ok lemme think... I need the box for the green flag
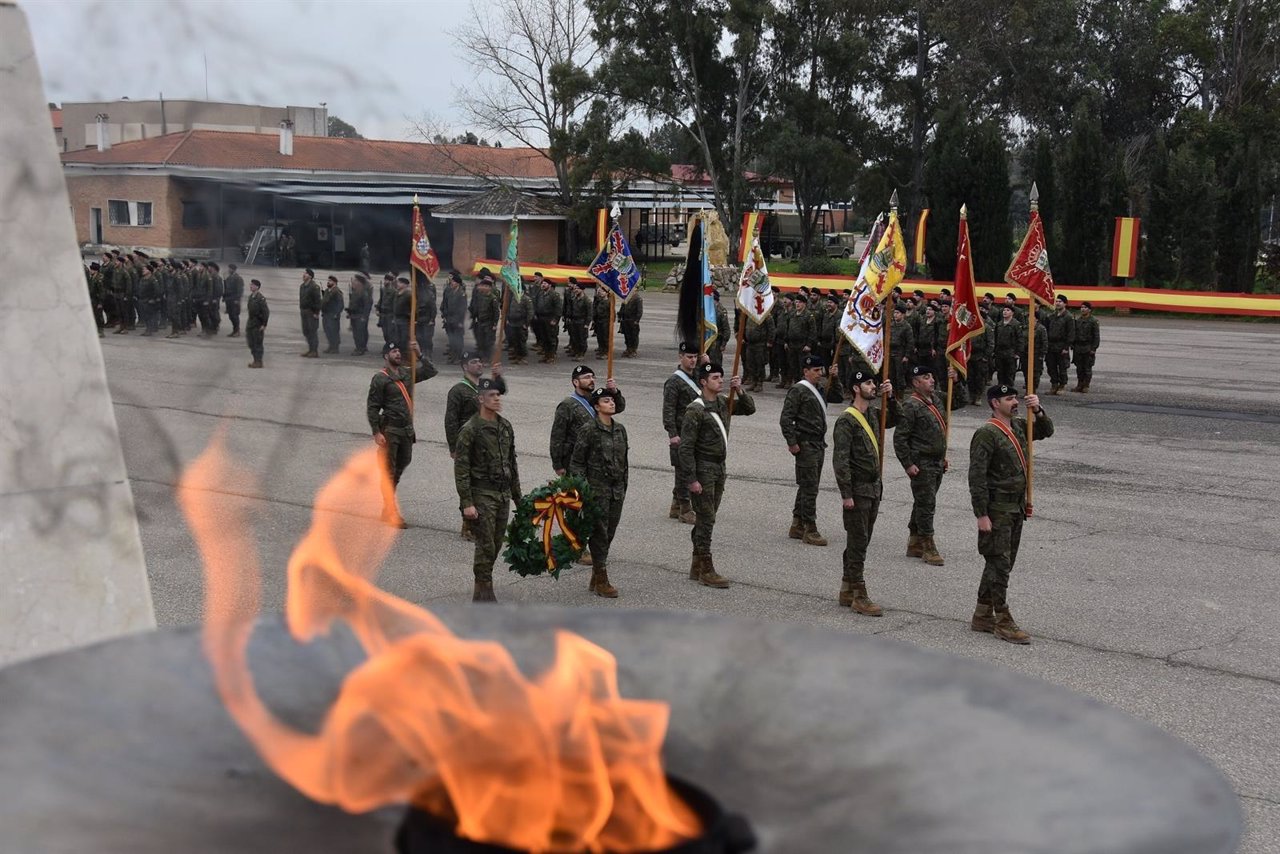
[501,218,522,299]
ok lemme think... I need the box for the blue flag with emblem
[587,222,641,302]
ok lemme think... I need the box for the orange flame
[178,439,699,851]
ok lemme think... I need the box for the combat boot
[472,580,497,603]
[698,554,731,588]
[679,501,696,525]
[1070,382,1083,393]
[993,606,1031,644]
[775,377,788,389]
[589,566,619,598]
[689,554,703,580]
[802,523,828,547]
[838,581,854,607]
[669,499,681,520]
[906,534,924,558]
[1080,383,1090,393]
[849,583,883,617]
[970,600,995,633]
[920,536,945,566]
[578,551,594,567]
[788,516,805,540]
[1049,384,1061,395]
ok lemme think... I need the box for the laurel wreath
[503,475,602,578]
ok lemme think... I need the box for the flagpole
[825,334,844,400]
[726,311,747,421]
[607,292,616,380]
[1025,184,1039,516]
[877,190,899,470]
[604,203,619,381]
[409,197,419,389]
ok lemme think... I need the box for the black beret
[698,362,724,379]
[1005,292,1018,300]
[591,386,620,403]
[533,271,544,277]
[909,365,932,379]
[478,267,493,277]
[940,288,951,295]
[460,350,482,362]
[1056,294,1069,305]
[571,364,594,380]
[250,279,261,287]
[305,268,315,276]
[912,289,924,297]
[397,275,410,284]
[850,369,878,385]
[382,341,400,355]
[89,262,100,270]
[327,275,338,283]
[892,302,906,313]
[987,383,1018,400]
[793,293,807,302]
[568,276,579,284]
[984,292,995,299]
[1081,301,1093,309]
[477,377,503,393]
[678,342,699,355]
[228,263,237,271]
[802,354,825,369]
[449,270,463,283]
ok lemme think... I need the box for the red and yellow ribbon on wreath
[531,489,584,570]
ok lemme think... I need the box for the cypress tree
[967,122,1012,283]
[923,102,970,282]
[1060,100,1109,285]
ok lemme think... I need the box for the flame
[178,439,699,851]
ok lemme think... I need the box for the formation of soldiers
[85,251,246,341]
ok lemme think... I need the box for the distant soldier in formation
[569,385,629,598]
[1071,301,1100,393]
[392,275,413,354]
[440,271,468,362]
[889,302,914,394]
[1020,309,1048,393]
[619,288,643,357]
[321,275,345,354]
[453,377,521,602]
[208,262,224,332]
[591,281,611,357]
[506,282,533,364]
[86,262,105,337]
[895,364,951,567]
[136,263,160,336]
[968,310,995,404]
[564,277,590,358]
[245,278,268,368]
[367,340,438,528]
[471,276,500,362]
[993,305,1019,386]
[741,310,773,392]
[969,384,1053,643]
[1045,294,1075,394]
[416,274,438,360]
[780,354,836,547]
[347,273,372,355]
[223,263,244,337]
[679,361,756,588]
[298,269,321,357]
[662,343,701,524]
[535,275,562,363]
[832,369,897,616]
[376,272,396,347]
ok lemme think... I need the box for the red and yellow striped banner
[471,260,1280,317]
[740,211,763,263]
[914,209,929,265]
[1112,217,1140,278]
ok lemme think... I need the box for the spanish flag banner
[1112,217,1140,278]
[914,209,930,265]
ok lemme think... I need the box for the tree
[327,116,363,139]
[922,102,970,282]
[1060,99,1109,285]
[967,121,1012,283]
[1026,135,1057,262]
[588,0,773,256]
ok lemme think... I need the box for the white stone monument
[0,0,155,664]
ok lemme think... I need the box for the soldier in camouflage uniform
[564,278,589,358]
[968,311,995,404]
[1071,301,1101,392]
[678,361,756,588]
[770,294,791,384]
[591,282,611,357]
[321,275,345,354]
[445,352,508,542]
[536,277,563,363]
[414,274,437,360]
[506,283,533,364]
[1019,311,1048,393]
[894,364,952,566]
[454,377,522,602]
[470,277,500,362]
[742,311,774,392]
[889,303,914,394]
[662,343,701,523]
[86,263,105,337]
[298,269,322,357]
[347,273,373,355]
[1045,294,1075,394]
[569,386,629,598]
[367,340,439,527]
[969,383,1053,643]
[993,306,1019,386]
[783,293,812,389]
[376,273,396,347]
[780,354,836,547]
[440,271,468,363]
[223,263,244,337]
[832,369,897,616]
[245,279,268,367]
[619,288,643,357]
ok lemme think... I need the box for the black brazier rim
[394,775,757,854]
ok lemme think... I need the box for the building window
[106,199,153,227]
[182,201,210,229]
[485,233,502,260]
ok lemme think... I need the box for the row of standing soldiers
[85,251,246,339]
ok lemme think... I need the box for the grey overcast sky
[22,0,481,141]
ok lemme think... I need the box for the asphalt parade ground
[104,265,1280,852]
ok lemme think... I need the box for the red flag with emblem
[1005,210,1054,306]
[410,203,440,278]
[946,209,983,377]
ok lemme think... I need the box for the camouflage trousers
[790,441,825,524]
[669,446,689,503]
[977,509,1024,607]
[1047,347,1071,387]
[690,466,727,555]
[743,344,767,384]
[508,324,529,360]
[470,488,510,584]
[907,459,945,536]
[841,496,880,584]
[378,429,413,511]
[1073,350,1096,385]
[587,494,626,567]
[995,352,1017,387]
[622,321,640,353]
[246,327,265,362]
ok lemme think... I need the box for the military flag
[410,201,440,278]
[500,217,522,299]
[838,214,893,369]
[676,214,716,355]
[946,206,983,377]
[1006,208,1055,306]
[588,222,642,302]
[735,234,773,324]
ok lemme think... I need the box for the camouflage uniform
[1072,311,1100,391]
[223,270,244,335]
[969,410,1054,639]
[321,284,344,353]
[440,282,467,362]
[1045,307,1075,392]
[454,413,521,585]
[619,291,643,356]
[889,316,915,393]
[779,379,831,539]
[536,285,563,361]
[993,318,1019,386]
[1018,320,1048,392]
[299,278,322,355]
[470,287,500,360]
[415,279,437,359]
[967,316,995,403]
[894,388,950,562]
[246,288,269,364]
[592,288,611,356]
[784,305,812,385]
[832,398,897,608]
[445,375,508,455]
[662,367,700,511]
[506,291,533,363]
[678,390,756,564]
[367,355,439,515]
[569,414,629,573]
[550,390,627,474]
[742,314,774,389]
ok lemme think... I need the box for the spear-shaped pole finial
[960,203,968,220]
[610,202,621,220]
[1029,182,1040,213]
[889,189,899,211]
[413,193,419,205]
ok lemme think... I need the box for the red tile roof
[61,130,560,179]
